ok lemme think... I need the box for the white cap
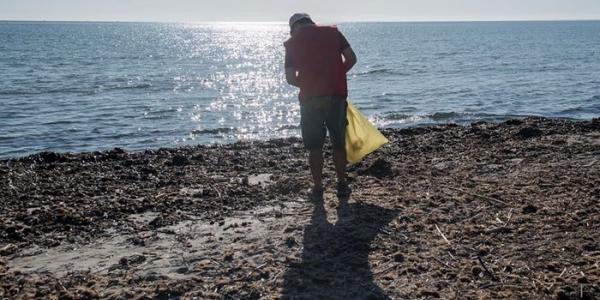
[289,13,312,27]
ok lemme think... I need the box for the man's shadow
[282,196,399,300]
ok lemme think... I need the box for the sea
[1,21,599,159]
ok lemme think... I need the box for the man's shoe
[336,182,352,198]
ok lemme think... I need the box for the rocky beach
[1,117,599,299]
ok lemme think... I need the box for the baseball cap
[289,13,312,27]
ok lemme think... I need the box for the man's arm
[285,67,300,87]
[342,47,357,73]
[338,31,357,73]
[284,50,300,87]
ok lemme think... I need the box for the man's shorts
[300,95,347,151]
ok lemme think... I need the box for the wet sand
[1,117,599,299]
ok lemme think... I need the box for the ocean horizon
[1,20,599,159]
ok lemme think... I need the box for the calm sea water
[1,21,599,158]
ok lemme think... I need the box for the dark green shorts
[300,96,347,151]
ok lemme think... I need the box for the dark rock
[119,254,146,267]
[285,236,298,248]
[175,266,190,274]
[171,155,190,166]
[36,151,63,163]
[223,253,234,262]
[505,119,524,126]
[358,158,396,178]
[393,252,404,263]
[419,290,440,298]
[516,127,543,139]
[107,148,126,159]
[112,147,126,154]
[582,242,599,252]
[522,204,538,214]
[0,244,17,256]
[148,216,165,228]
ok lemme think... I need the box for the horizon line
[1,18,599,24]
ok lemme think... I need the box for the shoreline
[1,116,599,299]
[1,115,596,162]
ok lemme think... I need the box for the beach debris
[522,204,538,214]
[171,155,190,166]
[357,157,396,178]
[0,117,598,299]
[0,244,17,256]
[516,126,543,139]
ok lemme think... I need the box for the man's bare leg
[333,148,351,197]
[332,148,347,184]
[309,150,324,190]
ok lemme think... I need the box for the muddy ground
[1,117,599,299]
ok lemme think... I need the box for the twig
[447,251,456,261]
[435,224,451,245]
[271,269,285,283]
[433,257,454,269]
[583,159,597,167]
[213,187,222,199]
[210,258,225,267]
[374,264,397,276]
[478,256,497,281]
[559,267,567,278]
[505,208,514,226]
[448,186,508,206]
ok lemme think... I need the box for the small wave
[144,108,179,116]
[434,51,461,57]
[41,120,80,126]
[428,112,469,121]
[191,127,235,135]
[95,83,153,93]
[355,68,410,77]
[384,113,413,120]
[374,93,403,102]
[118,83,152,90]
[357,68,393,75]
[0,88,91,96]
[276,125,300,131]
[559,105,600,115]
[584,95,600,103]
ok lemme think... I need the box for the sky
[1,0,599,22]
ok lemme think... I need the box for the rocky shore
[1,117,599,299]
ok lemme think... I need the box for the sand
[1,117,599,299]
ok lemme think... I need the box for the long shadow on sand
[282,196,399,299]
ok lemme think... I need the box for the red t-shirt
[284,25,350,102]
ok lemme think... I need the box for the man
[284,13,357,200]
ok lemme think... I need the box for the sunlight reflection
[153,22,301,145]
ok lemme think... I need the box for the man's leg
[332,148,347,185]
[300,101,326,198]
[309,150,324,190]
[326,97,351,197]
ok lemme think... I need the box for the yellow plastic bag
[345,101,389,165]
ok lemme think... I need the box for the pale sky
[1,0,599,22]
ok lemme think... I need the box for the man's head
[289,13,315,35]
